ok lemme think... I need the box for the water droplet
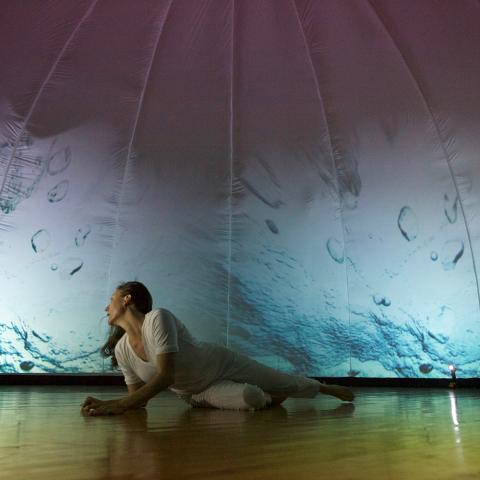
[441,240,464,271]
[32,330,51,342]
[51,263,58,271]
[60,258,83,278]
[373,295,391,307]
[265,219,279,234]
[47,180,69,203]
[75,224,92,247]
[326,237,344,264]
[20,361,34,371]
[31,229,50,253]
[419,363,433,374]
[239,178,283,209]
[444,193,459,224]
[430,251,438,261]
[397,206,418,241]
[48,145,71,175]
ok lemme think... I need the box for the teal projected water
[0,135,478,378]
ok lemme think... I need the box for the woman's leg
[317,383,355,401]
[221,350,354,402]
[186,381,272,411]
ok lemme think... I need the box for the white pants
[179,352,320,411]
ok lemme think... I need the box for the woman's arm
[119,352,175,410]
[127,382,145,395]
[81,352,176,416]
[127,382,146,407]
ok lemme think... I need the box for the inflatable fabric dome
[1,0,480,377]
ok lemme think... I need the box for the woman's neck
[117,309,146,342]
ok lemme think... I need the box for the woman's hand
[81,396,126,416]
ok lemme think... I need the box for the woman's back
[115,308,236,394]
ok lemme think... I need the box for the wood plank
[0,386,479,479]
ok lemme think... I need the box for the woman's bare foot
[318,383,355,402]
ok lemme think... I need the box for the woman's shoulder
[143,308,180,336]
[145,308,176,323]
[145,308,161,318]
[144,308,163,324]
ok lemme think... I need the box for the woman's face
[105,290,125,325]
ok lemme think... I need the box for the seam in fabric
[104,0,175,300]
[291,0,354,374]
[226,0,235,348]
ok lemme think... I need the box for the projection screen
[1,0,479,378]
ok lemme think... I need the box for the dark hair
[100,281,153,368]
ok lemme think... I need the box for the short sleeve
[115,339,142,385]
[149,309,179,355]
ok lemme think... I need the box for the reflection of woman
[81,282,354,416]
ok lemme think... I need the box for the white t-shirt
[115,308,234,395]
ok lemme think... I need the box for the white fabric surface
[188,381,270,410]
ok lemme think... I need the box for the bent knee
[243,384,267,410]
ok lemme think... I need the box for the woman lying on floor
[81,281,354,416]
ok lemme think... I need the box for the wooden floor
[1,386,479,480]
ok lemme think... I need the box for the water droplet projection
[265,219,279,234]
[444,193,459,224]
[75,225,92,247]
[373,295,391,307]
[441,240,464,271]
[47,180,69,203]
[31,229,51,253]
[397,206,418,242]
[47,142,72,176]
[327,237,344,264]
[60,258,84,279]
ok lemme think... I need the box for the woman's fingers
[82,397,117,407]
[81,397,104,413]
[81,396,98,407]
[86,406,107,416]
[82,404,103,415]
[80,397,126,416]
[84,402,101,410]
[87,407,111,416]
[84,402,126,417]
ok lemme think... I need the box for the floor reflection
[88,401,356,478]
[2,386,480,480]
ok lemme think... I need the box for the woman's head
[105,281,153,325]
[101,281,153,368]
